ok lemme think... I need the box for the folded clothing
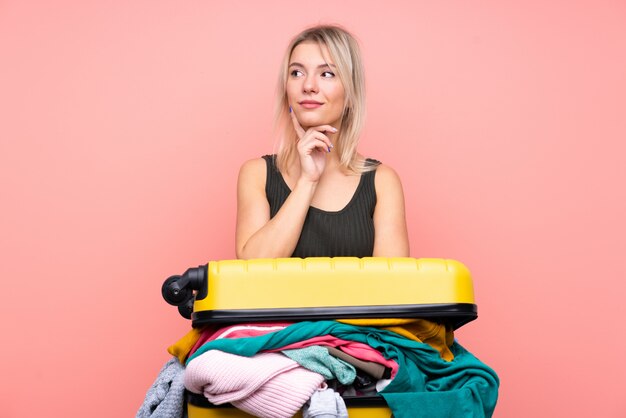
[266,334,399,378]
[167,327,206,364]
[185,350,324,418]
[188,322,293,359]
[338,318,455,361]
[187,320,499,418]
[326,346,390,379]
[282,346,356,385]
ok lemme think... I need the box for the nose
[303,74,318,93]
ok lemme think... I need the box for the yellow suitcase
[163,257,476,330]
[162,257,478,418]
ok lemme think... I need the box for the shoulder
[372,163,405,202]
[238,157,268,188]
[373,163,403,189]
[239,157,268,175]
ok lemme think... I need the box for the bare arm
[372,164,410,257]
[235,111,336,259]
[235,158,318,259]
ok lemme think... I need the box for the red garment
[188,323,399,378]
[265,335,399,378]
[189,322,294,357]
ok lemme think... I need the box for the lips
[299,100,323,109]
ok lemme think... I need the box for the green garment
[186,321,499,418]
[282,345,356,385]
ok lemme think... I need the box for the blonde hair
[274,24,375,174]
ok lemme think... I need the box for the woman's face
[287,41,345,130]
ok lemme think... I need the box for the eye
[290,69,304,77]
[321,71,335,78]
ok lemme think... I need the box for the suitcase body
[162,257,477,418]
[187,397,391,418]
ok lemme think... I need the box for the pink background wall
[1,1,625,416]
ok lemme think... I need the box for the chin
[298,114,334,128]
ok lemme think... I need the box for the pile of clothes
[137,319,499,418]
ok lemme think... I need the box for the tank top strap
[262,154,289,218]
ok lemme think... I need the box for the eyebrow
[288,62,336,69]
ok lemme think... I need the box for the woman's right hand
[290,108,336,183]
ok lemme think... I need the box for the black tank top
[263,155,378,258]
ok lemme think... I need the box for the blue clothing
[187,320,499,418]
[136,357,185,418]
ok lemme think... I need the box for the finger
[307,130,334,151]
[309,126,337,151]
[311,125,338,136]
[303,140,332,155]
[299,132,333,154]
[289,107,306,139]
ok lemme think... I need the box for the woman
[236,25,409,259]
